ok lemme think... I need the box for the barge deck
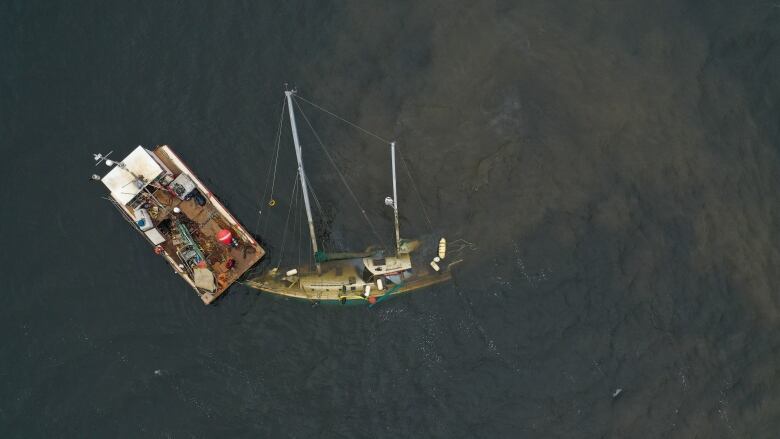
[96,145,264,304]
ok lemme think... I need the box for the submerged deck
[244,267,453,303]
[244,246,459,304]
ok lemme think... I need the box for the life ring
[154,245,164,255]
[268,199,276,207]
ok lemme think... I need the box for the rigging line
[293,97,389,251]
[303,172,327,252]
[291,175,302,267]
[309,241,313,272]
[277,175,299,268]
[303,172,323,214]
[268,98,287,201]
[295,94,391,145]
[254,96,287,235]
[297,182,303,269]
[397,146,434,232]
[275,172,300,270]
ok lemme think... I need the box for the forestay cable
[296,94,390,144]
[254,97,287,235]
[267,99,286,205]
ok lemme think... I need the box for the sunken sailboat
[92,145,265,304]
[245,90,463,305]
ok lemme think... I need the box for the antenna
[93,151,113,166]
[92,149,147,192]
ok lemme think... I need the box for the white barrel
[134,208,153,231]
[438,238,446,259]
[363,284,372,297]
[376,278,384,290]
[430,260,440,272]
[285,268,298,276]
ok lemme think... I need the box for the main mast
[391,141,401,255]
[285,90,320,269]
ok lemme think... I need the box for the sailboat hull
[243,255,459,305]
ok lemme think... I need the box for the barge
[92,145,264,304]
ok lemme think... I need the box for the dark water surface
[3,1,780,437]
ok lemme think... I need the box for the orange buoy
[216,229,233,245]
[217,272,228,288]
[368,296,377,304]
[154,245,164,255]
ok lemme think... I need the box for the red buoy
[216,229,233,245]
[368,296,377,304]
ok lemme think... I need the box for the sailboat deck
[244,257,454,303]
